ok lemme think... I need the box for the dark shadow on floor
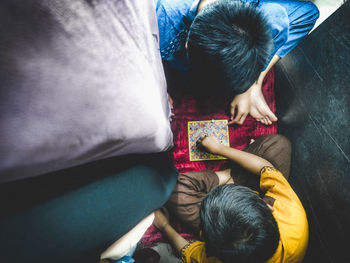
[275,2,350,262]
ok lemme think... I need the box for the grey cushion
[0,0,173,183]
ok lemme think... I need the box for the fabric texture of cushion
[0,0,173,183]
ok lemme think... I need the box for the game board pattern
[188,120,229,161]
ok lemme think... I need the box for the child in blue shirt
[156,0,319,125]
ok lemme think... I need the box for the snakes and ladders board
[188,119,230,161]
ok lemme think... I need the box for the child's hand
[153,208,170,231]
[197,135,223,155]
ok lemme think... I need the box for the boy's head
[187,0,272,97]
[200,184,280,263]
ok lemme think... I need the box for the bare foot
[228,82,277,126]
[249,83,277,125]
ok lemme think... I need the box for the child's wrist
[214,144,226,155]
[160,222,170,232]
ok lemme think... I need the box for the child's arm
[215,169,233,185]
[154,208,230,263]
[153,209,189,253]
[198,136,273,175]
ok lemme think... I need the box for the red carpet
[171,68,277,173]
[142,68,277,246]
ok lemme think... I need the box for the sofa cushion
[0,0,173,182]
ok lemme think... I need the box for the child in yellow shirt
[154,134,308,263]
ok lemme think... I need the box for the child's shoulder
[181,241,221,263]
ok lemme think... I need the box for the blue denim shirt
[155,0,319,71]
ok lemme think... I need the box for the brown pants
[231,134,291,192]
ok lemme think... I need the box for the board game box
[188,119,230,161]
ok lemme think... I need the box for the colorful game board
[188,119,230,161]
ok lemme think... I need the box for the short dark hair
[187,0,272,97]
[200,184,280,263]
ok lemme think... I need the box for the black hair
[187,0,272,98]
[200,184,280,263]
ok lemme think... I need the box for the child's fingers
[228,104,236,125]
[196,135,207,147]
[237,113,248,125]
[232,111,246,125]
[228,118,235,125]
[230,103,236,117]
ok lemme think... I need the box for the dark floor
[275,2,350,262]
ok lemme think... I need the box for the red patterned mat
[142,68,277,246]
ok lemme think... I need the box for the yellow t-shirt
[181,167,309,263]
